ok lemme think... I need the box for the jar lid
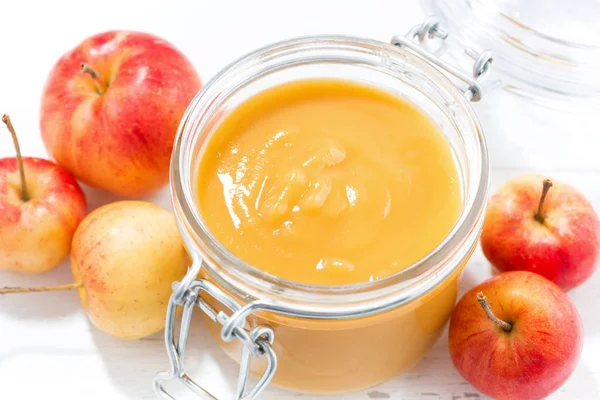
[429,0,600,100]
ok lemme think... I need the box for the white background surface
[1,1,600,399]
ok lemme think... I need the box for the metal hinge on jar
[391,16,493,102]
[153,259,277,400]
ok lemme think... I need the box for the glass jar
[154,35,489,399]
[426,0,600,172]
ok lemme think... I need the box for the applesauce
[160,36,489,399]
[196,79,462,285]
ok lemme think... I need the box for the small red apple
[0,115,87,273]
[481,174,600,291]
[40,30,202,197]
[449,271,583,400]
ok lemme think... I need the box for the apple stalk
[0,282,83,295]
[2,114,30,201]
[80,63,107,94]
[534,179,553,223]
[477,292,512,332]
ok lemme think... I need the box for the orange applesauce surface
[196,79,462,285]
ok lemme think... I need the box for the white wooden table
[1,1,599,399]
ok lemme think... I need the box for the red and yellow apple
[40,30,202,197]
[449,271,583,400]
[0,115,87,273]
[481,174,600,291]
[70,201,188,339]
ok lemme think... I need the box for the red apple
[0,115,87,273]
[40,31,201,197]
[449,271,583,400]
[481,174,600,291]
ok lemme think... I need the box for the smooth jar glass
[170,36,489,393]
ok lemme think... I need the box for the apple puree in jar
[197,79,462,285]
[194,78,465,392]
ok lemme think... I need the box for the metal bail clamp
[153,259,278,400]
[391,16,493,102]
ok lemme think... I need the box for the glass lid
[489,0,600,46]
[429,0,600,100]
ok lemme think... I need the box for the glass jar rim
[171,35,489,316]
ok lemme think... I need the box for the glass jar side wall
[200,247,473,393]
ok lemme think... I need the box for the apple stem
[477,292,512,332]
[0,282,83,295]
[2,114,30,202]
[80,63,106,94]
[534,179,553,223]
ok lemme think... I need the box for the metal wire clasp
[391,16,493,102]
[153,260,277,400]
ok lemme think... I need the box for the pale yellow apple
[70,201,188,339]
